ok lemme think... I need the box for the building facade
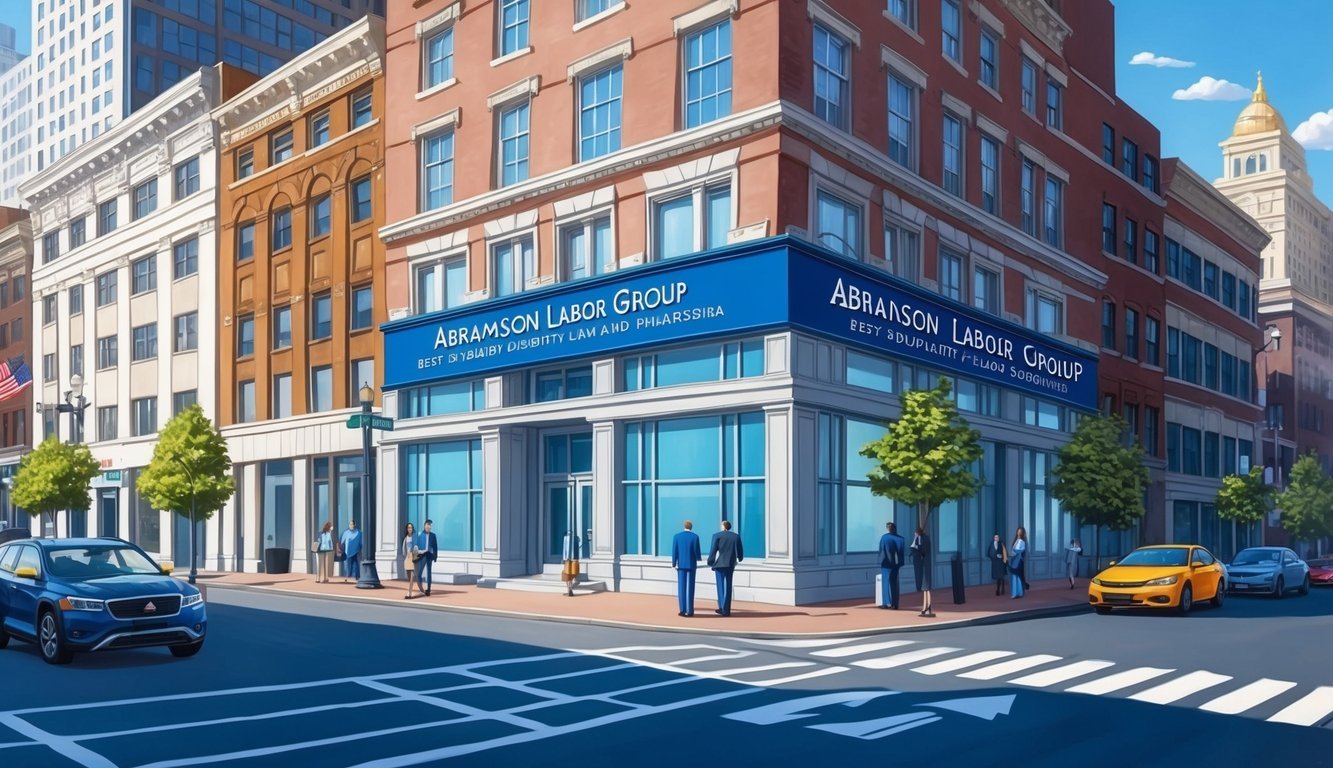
[213,16,385,575]
[0,206,33,531]
[0,56,34,207]
[19,65,244,552]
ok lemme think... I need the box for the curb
[202,581,1089,639]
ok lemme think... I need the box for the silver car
[1227,547,1310,597]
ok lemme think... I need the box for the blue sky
[1113,0,1333,203]
[4,2,30,55]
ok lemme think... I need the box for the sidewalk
[197,570,1089,637]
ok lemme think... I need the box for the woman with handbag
[314,521,336,584]
[561,529,580,597]
[402,522,421,599]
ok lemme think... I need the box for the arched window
[1245,155,1257,174]
[1259,154,1268,172]
[1232,158,1241,177]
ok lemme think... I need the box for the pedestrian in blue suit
[707,520,744,616]
[417,520,439,597]
[878,522,905,609]
[671,520,702,617]
[339,518,362,583]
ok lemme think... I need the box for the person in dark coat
[910,526,933,617]
[671,520,702,616]
[707,520,743,616]
[988,533,1008,596]
[878,522,906,609]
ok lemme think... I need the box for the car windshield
[1116,548,1189,567]
[1231,549,1281,566]
[45,545,163,580]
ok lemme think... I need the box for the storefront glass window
[402,440,483,552]
[624,338,764,391]
[400,380,486,418]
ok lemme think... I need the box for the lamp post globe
[356,382,382,589]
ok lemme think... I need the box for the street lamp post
[1253,326,1283,487]
[172,455,198,585]
[55,374,91,537]
[356,383,382,589]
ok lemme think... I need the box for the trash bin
[264,547,291,575]
[951,553,966,604]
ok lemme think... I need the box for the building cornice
[1000,0,1072,55]
[1167,161,1270,254]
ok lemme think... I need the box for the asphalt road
[0,585,1329,768]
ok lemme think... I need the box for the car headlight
[1090,577,1102,586]
[181,593,204,608]
[59,597,105,612]
[1144,575,1179,586]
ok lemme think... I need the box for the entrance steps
[476,573,608,595]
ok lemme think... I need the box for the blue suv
[0,536,206,664]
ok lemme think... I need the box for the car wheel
[1212,580,1225,608]
[1299,575,1311,596]
[1094,606,1112,615]
[1273,577,1285,599]
[39,609,73,665]
[1177,583,1193,615]
[169,639,204,658]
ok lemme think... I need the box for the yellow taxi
[1088,545,1226,615]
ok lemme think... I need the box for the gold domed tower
[1231,72,1286,137]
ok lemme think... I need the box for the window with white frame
[579,64,622,161]
[887,72,916,168]
[941,0,962,63]
[1046,79,1063,129]
[938,249,964,302]
[1020,159,1037,236]
[684,20,732,128]
[559,214,612,281]
[421,129,455,211]
[498,101,530,186]
[498,0,530,57]
[131,256,155,294]
[1026,288,1064,335]
[309,110,330,148]
[652,180,732,259]
[578,0,616,21]
[1020,58,1037,115]
[815,189,863,260]
[979,26,999,90]
[813,24,850,130]
[942,112,963,197]
[885,219,921,281]
[1043,175,1063,248]
[492,235,536,297]
[980,134,1000,214]
[888,0,917,30]
[423,26,454,90]
[415,254,468,314]
[973,264,1000,315]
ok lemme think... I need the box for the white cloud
[1294,110,1333,150]
[1171,77,1252,101]
[1129,51,1195,68]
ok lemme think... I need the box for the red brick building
[0,206,31,531]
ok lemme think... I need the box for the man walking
[340,518,362,583]
[707,520,744,616]
[418,519,439,596]
[878,522,905,609]
[671,520,702,616]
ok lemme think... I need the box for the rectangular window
[402,440,485,552]
[1221,352,1237,397]
[173,156,199,200]
[980,135,999,214]
[533,366,594,403]
[311,292,333,340]
[272,374,292,419]
[173,390,197,416]
[131,255,156,295]
[309,366,333,412]
[1182,333,1200,384]
[652,182,731,259]
[69,216,86,249]
[237,380,256,423]
[424,26,454,89]
[172,237,198,279]
[98,406,118,440]
[351,176,372,223]
[43,353,56,383]
[1123,217,1138,265]
[1144,229,1160,274]
[96,270,117,306]
[309,111,330,148]
[1102,301,1116,350]
[1043,176,1063,248]
[236,147,254,179]
[1166,238,1180,279]
[1182,248,1201,290]
[1204,261,1219,299]
[813,24,850,130]
[498,0,530,56]
[414,256,468,313]
[271,208,292,251]
[132,178,157,220]
[351,285,373,330]
[97,335,117,369]
[237,314,255,357]
[1143,154,1159,194]
[1144,406,1159,457]
[351,89,373,128]
[1122,139,1139,180]
[1145,316,1160,367]
[578,64,622,161]
[887,73,916,168]
[492,236,536,297]
[973,265,999,315]
[98,199,117,235]
[42,295,56,325]
[498,101,530,186]
[132,324,158,361]
[1238,280,1252,320]
[885,221,921,281]
[889,0,917,29]
[173,312,197,353]
[399,380,485,419]
[70,344,83,378]
[1125,307,1139,360]
[42,231,59,264]
[1021,58,1037,115]
[271,128,294,164]
[1101,204,1116,254]
[815,190,863,260]
[273,306,292,349]
[684,20,732,128]
[237,221,255,261]
[351,359,375,401]
[1102,124,1115,164]
[1020,160,1037,236]
[309,194,331,239]
[942,113,963,197]
[1222,272,1237,310]
[1027,289,1063,334]
[939,250,964,302]
[1182,427,1202,476]
[1204,344,1219,391]
[560,215,612,281]
[940,0,961,62]
[979,26,999,89]
[1167,327,1180,378]
[69,285,83,315]
[421,130,454,211]
[1046,80,1063,130]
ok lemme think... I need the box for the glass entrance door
[98,490,118,538]
[546,478,593,563]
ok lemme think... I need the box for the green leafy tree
[860,377,983,615]
[136,405,235,569]
[10,437,102,534]
[1214,466,1273,533]
[1050,414,1149,571]
[1276,453,1333,543]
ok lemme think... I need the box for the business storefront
[379,237,1099,605]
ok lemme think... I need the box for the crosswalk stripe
[737,638,858,649]
[912,651,1016,676]
[958,654,1063,681]
[749,666,850,687]
[1066,667,1174,695]
[1009,660,1116,688]
[715,662,815,677]
[1127,671,1233,705]
[852,647,961,670]
[811,640,916,658]
[1198,678,1298,715]
[1267,686,1333,726]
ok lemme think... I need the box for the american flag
[0,356,32,402]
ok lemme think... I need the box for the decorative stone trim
[806,0,861,48]
[415,2,461,39]
[487,76,541,111]
[673,0,739,36]
[567,39,634,83]
[881,45,927,89]
[410,108,461,142]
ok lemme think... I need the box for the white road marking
[1127,671,1233,705]
[1066,667,1175,695]
[1198,678,1298,715]
[852,647,961,670]
[957,654,1063,681]
[811,640,916,658]
[1267,686,1333,726]
[0,713,117,768]
[708,662,815,677]
[1009,660,1116,688]
[748,666,851,687]
[912,651,1016,676]
[737,637,858,649]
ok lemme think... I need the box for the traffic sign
[346,414,395,431]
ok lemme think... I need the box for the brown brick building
[0,205,31,531]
